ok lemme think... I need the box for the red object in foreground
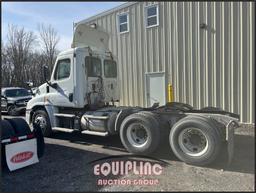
[10,151,34,163]
[10,137,18,142]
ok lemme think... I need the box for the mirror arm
[30,88,35,96]
[46,80,58,89]
[46,80,51,87]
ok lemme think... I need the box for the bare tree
[1,43,12,87]
[38,23,60,72]
[27,52,47,86]
[6,24,37,87]
[2,23,60,88]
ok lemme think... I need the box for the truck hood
[36,83,47,95]
[72,23,109,51]
[7,96,32,101]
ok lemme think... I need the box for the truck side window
[54,59,71,80]
[104,60,117,78]
[85,56,102,77]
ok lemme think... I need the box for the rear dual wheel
[119,111,161,155]
[120,112,222,166]
[169,116,222,166]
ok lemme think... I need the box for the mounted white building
[77,1,255,123]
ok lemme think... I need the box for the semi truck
[26,24,239,166]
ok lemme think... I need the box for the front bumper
[12,100,29,113]
[14,105,26,112]
[25,109,32,126]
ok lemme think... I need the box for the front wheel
[7,105,18,116]
[32,109,52,137]
[169,115,222,166]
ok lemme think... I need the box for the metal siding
[83,2,255,123]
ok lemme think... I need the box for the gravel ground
[1,114,255,192]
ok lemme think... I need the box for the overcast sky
[2,2,124,51]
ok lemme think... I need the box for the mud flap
[5,139,39,171]
[226,121,238,165]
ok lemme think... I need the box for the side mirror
[26,81,34,87]
[43,65,58,89]
[51,82,58,89]
[43,65,50,82]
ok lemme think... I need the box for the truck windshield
[85,56,102,77]
[104,60,117,78]
[5,89,31,97]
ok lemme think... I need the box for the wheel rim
[178,127,209,157]
[34,114,47,133]
[8,106,16,115]
[126,123,149,148]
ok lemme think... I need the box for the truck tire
[1,120,15,168]
[32,109,52,137]
[137,111,169,143]
[1,121,16,168]
[6,118,45,158]
[119,112,161,155]
[169,115,221,166]
[7,105,18,116]
[1,120,16,139]
[6,118,31,136]
[33,124,45,158]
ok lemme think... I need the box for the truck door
[145,72,166,107]
[49,55,75,107]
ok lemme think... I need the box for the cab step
[83,115,109,120]
[54,113,75,118]
[53,127,74,133]
[81,130,108,136]
[52,127,108,136]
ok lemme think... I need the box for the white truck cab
[34,47,119,108]
[30,24,119,109]
[25,24,239,166]
[26,24,120,131]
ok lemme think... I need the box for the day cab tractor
[25,24,240,166]
[1,118,44,171]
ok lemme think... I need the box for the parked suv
[1,87,32,116]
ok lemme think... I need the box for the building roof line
[76,2,138,25]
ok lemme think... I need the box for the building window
[145,4,159,28]
[118,13,129,33]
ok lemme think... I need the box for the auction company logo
[88,155,170,186]
[11,151,33,163]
